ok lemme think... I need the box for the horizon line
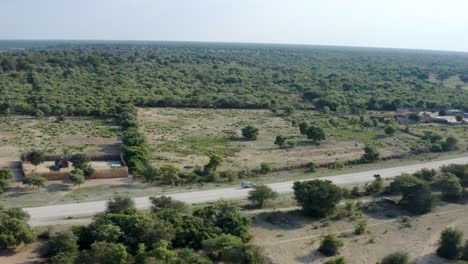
[0,38,467,54]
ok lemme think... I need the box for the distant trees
[242,126,259,140]
[456,114,464,122]
[248,185,278,208]
[293,180,342,217]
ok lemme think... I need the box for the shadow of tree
[253,210,306,231]
[412,253,450,264]
[46,183,70,192]
[295,250,326,263]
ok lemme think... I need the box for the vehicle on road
[241,182,256,188]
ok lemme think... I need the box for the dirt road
[24,156,468,226]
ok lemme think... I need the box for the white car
[241,182,256,188]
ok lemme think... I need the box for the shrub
[305,162,316,172]
[436,173,463,201]
[380,251,409,264]
[318,234,343,256]
[44,230,78,257]
[360,144,380,163]
[69,169,85,187]
[437,227,463,259]
[25,149,46,166]
[431,143,443,152]
[354,220,367,235]
[248,185,278,208]
[461,240,468,261]
[259,162,272,174]
[149,196,188,213]
[241,126,259,140]
[384,126,397,135]
[106,196,136,214]
[83,166,96,178]
[324,256,347,264]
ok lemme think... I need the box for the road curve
[25,156,468,226]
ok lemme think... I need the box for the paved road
[25,156,468,226]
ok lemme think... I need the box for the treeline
[118,106,150,173]
[43,196,264,264]
[1,42,468,117]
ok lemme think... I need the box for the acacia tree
[70,153,90,169]
[25,149,45,166]
[306,126,326,144]
[274,135,286,148]
[0,207,36,249]
[69,169,85,187]
[248,185,278,208]
[241,126,259,140]
[390,174,434,214]
[293,180,342,217]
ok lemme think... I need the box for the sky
[1,0,468,52]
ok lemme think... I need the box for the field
[251,202,468,264]
[139,108,421,171]
[0,115,121,168]
[409,123,468,147]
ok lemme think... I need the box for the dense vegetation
[1,41,468,117]
[44,196,263,264]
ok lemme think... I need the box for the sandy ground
[0,241,45,264]
[251,203,468,264]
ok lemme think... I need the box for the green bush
[324,256,347,264]
[380,251,409,264]
[437,227,463,259]
[318,235,343,256]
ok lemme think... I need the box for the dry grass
[0,115,121,162]
[251,202,468,264]
[138,108,417,171]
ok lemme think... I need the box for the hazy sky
[1,0,468,51]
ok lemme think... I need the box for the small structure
[23,161,128,181]
[446,109,463,116]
